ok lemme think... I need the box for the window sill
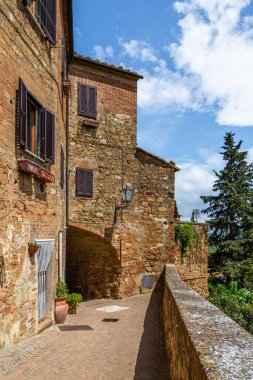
[75,195,93,198]
[25,149,46,163]
[81,120,99,128]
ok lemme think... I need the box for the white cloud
[176,162,216,219]
[171,0,253,126]
[198,148,224,170]
[119,39,158,62]
[93,45,114,61]
[176,144,253,220]
[138,59,198,113]
[247,146,253,163]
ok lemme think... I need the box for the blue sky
[73,0,253,219]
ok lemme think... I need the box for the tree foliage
[203,132,253,334]
[201,132,253,266]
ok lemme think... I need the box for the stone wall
[174,222,209,297]
[163,264,253,380]
[67,58,178,298]
[0,0,68,350]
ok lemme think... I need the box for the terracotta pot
[55,297,69,324]
[28,245,39,255]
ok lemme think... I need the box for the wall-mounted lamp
[114,185,134,224]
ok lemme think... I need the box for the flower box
[18,160,55,183]
[39,169,55,183]
[18,159,40,177]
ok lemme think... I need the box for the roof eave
[73,55,143,80]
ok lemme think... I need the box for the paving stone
[0,293,169,380]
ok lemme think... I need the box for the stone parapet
[163,264,253,380]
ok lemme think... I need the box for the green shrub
[209,278,253,334]
[175,224,198,255]
[67,293,82,311]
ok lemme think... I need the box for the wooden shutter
[19,78,27,148]
[85,169,93,197]
[88,86,97,118]
[60,146,64,188]
[75,168,93,197]
[78,84,97,118]
[78,84,88,116]
[41,0,56,44]
[44,110,55,163]
[40,108,45,159]
[76,168,85,196]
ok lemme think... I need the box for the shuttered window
[60,146,64,188]
[78,84,97,119]
[18,78,55,163]
[75,168,93,197]
[24,0,56,44]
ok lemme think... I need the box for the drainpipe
[65,69,70,228]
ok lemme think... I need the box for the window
[19,78,55,163]
[78,83,97,119]
[27,96,42,156]
[25,0,56,44]
[75,168,93,197]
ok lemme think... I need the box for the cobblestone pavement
[0,291,168,380]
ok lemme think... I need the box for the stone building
[66,56,180,298]
[0,0,208,351]
[0,0,73,350]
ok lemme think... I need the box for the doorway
[36,239,54,323]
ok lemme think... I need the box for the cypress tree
[201,132,253,268]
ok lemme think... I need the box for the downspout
[66,69,70,228]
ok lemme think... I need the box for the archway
[66,226,121,299]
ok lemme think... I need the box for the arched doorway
[66,226,121,299]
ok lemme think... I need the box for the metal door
[37,239,54,323]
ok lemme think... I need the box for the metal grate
[102,318,119,323]
[58,325,93,331]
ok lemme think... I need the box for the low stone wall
[163,264,253,380]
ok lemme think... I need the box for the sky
[73,0,253,220]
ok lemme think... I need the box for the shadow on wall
[134,270,169,380]
[66,226,121,299]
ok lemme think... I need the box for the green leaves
[67,293,82,308]
[201,132,253,265]
[209,278,253,334]
[56,279,69,298]
[175,224,199,256]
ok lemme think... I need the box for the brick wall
[0,0,67,350]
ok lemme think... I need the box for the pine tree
[201,132,253,267]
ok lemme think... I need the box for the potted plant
[55,279,69,324]
[67,293,82,314]
[28,241,39,255]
